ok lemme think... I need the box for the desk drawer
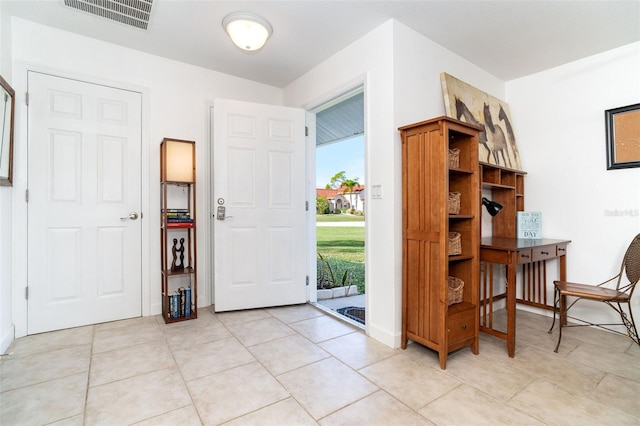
[532,246,556,262]
[448,309,475,344]
[517,249,532,264]
[557,244,568,256]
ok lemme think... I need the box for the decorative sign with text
[517,212,542,239]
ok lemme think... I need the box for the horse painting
[441,72,523,170]
[498,104,521,167]
[455,97,491,163]
[483,103,512,168]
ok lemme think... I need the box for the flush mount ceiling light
[222,12,273,51]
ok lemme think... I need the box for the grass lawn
[316,226,365,293]
[316,214,365,223]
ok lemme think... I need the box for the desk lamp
[482,197,503,216]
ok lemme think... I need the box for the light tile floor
[1,305,639,425]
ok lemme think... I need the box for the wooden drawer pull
[558,247,566,253]
[521,254,530,259]
[541,251,549,255]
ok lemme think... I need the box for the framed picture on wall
[605,103,640,170]
[0,75,15,186]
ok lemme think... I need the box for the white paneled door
[213,99,307,311]
[27,72,142,334]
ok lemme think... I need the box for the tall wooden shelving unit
[400,116,482,369]
[160,138,197,323]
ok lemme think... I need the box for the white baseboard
[1,324,15,355]
[367,322,400,349]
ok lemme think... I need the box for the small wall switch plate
[371,184,383,199]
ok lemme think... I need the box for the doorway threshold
[311,296,365,330]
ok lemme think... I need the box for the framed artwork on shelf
[441,72,523,171]
[605,103,640,170]
[0,75,15,186]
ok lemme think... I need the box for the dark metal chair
[548,233,640,352]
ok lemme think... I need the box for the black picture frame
[0,75,15,186]
[605,103,640,170]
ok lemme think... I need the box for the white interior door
[27,72,142,334]
[213,99,307,312]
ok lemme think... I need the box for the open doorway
[312,87,366,326]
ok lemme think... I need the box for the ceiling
[3,1,639,88]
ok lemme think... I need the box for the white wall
[507,42,640,326]
[0,4,16,354]
[285,20,397,346]
[5,17,283,340]
[284,20,507,348]
[0,160,12,354]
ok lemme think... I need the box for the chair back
[619,233,640,296]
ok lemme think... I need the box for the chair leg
[554,315,563,353]
[620,302,640,346]
[548,286,558,334]
[554,290,564,353]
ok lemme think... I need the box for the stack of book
[168,286,192,319]
[164,208,193,228]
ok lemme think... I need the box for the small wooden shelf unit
[479,162,526,239]
[160,138,197,323]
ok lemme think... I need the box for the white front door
[213,99,307,311]
[27,72,142,334]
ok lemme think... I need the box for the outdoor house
[317,186,365,213]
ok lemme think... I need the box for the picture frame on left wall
[605,103,640,170]
[0,75,15,186]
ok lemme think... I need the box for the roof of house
[316,186,365,199]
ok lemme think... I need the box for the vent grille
[64,0,153,30]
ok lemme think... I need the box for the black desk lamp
[482,197,503,217]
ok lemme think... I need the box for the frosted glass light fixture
[222,12,272,51]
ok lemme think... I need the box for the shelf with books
[163,286,194,321]
[160,138,197,324]
[165,222,194,229]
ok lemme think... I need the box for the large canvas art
[441,73,522,170]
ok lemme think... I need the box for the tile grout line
[163,316,207,426]
[81,325,96,426]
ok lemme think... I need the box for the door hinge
[25,189,29,203]
[25,92,29,106]
[306,276,309,286]
[25,286,29,300]
[305,201,309,211]
[305,126,309,137]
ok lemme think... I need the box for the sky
[316,135,364,188]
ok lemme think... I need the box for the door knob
[120,212,139,220]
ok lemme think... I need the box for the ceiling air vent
[64,0,153,30]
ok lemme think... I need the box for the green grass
[316,227,364,261]
[316,226,365,293]
[316,214,365,222]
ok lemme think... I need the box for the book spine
[185,287,191,318]
[179,288,185,318]
[172,293,179,319]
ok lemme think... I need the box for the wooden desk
[480,237,571,357]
